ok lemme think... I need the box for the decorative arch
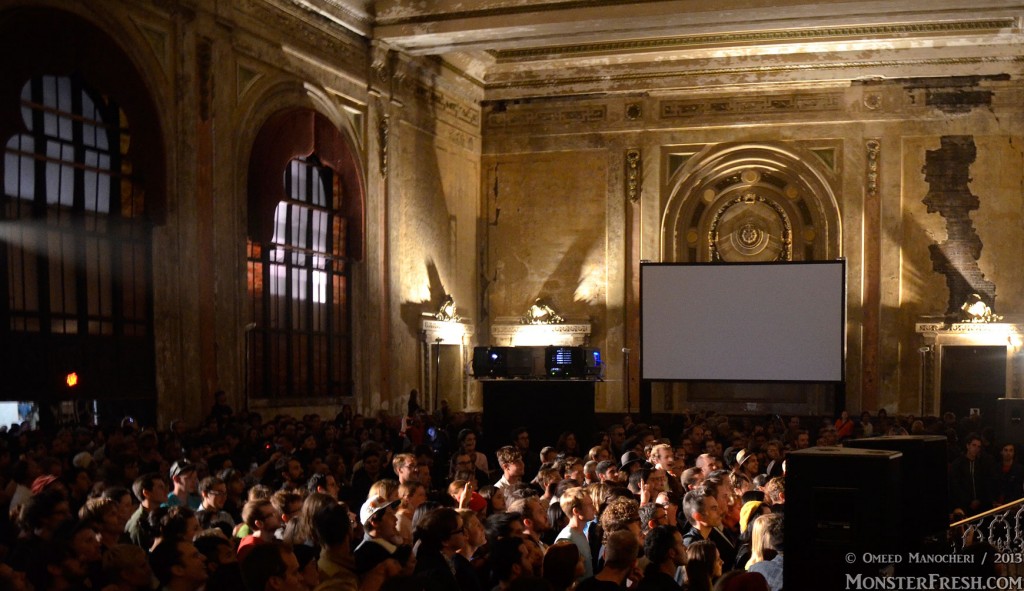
[662,143,840,263]
[0,6,166,222]
[248,107,365,261]
[0,6,165,411]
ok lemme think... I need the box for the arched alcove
[662,143,841,263]
[656,142,843,415]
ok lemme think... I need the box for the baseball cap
[169,460,196,480]
[359,495,400,525]
[30,475,59,495]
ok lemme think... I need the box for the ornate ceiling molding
[490,19,1015,62]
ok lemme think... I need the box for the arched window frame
[246,109,364,401]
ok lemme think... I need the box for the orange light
[66,372,78,388]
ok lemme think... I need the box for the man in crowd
[950,433,997,515]
[494,446,525,490]
[638,525,686,590]
[166,461,201,510]
[681,488,735,568]
[391,453,419,485]
[508,496,550,552]
[126,472,168,550]
[556,487,596,579]
[150,538,208,591]
[196,475,235,528]
[239,542,305,591]
[354,496,402,573]
[238,499,283,560]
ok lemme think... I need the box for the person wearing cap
[733,450,760,479]
[733,501,770,571]
[619,451,645,479]
[354,495,402,573]
[166,461,201,510]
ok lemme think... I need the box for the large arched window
[247,109,363,400]
[4,75,149,335]
[0,9,164,412]
[1,74,154,403]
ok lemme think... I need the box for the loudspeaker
[786,447,902,591]
[995,398,1024,451]
[471,347,534,377]
[844,435,948,540]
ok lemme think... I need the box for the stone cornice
[490,19,1015,62]
[485,55,1024,93]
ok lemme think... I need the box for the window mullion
[30,78,51,333]
[71,77,90,335]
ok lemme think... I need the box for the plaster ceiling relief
[304,2,1024,98]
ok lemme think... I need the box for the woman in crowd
[686,540,723,591]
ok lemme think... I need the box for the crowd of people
[0,391,1012,591]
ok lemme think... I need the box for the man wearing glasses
[196,476,235,528]
[237,499,283,560]
[392,453,420,485]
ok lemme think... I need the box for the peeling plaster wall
[483,81,1024,416]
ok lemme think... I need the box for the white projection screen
[641,261,845,382]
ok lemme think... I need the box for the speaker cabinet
[995,398,1024,452]
[786,447,902,591]
[844,435,948,541]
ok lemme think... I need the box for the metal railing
[949,497,1024,575]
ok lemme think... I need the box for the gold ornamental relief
[709,195,791,262]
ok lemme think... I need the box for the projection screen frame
[640,260,847,383]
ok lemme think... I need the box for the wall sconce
[960,293,1002,323]
[522,299,564,325]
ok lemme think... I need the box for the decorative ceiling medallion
[710,195,791,262]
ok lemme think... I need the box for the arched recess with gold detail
[662,143,841,263]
